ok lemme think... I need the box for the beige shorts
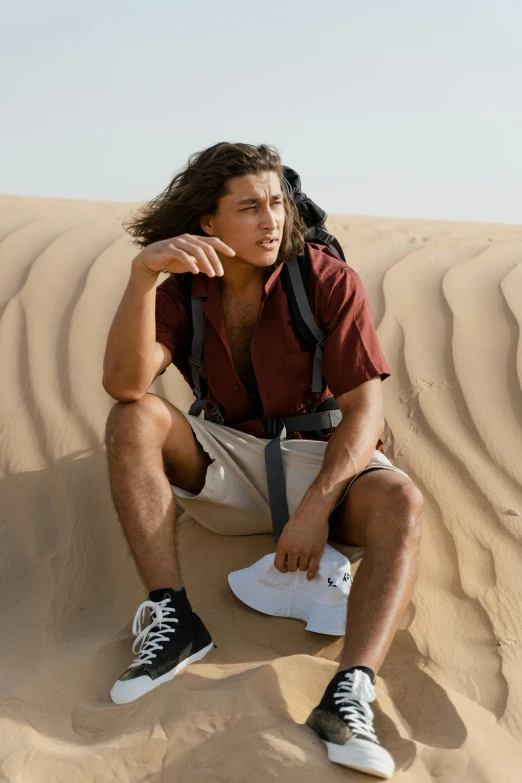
[170,408,411,536]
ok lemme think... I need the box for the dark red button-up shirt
[155,243,391,453]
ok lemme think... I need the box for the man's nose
[260,206,279,228]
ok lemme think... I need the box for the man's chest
[222,297,261,394]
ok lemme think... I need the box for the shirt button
[234,385,240,391]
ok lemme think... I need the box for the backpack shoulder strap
[281,252,325,394]
[304,225,346,263]
[175,272,194,380]
[177,273,225,424]
[178,273,205,394]
[280,235,346,394]
[178,272,193,334]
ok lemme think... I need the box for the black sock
[148,586,194,621]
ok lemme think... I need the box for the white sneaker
[305,668,395,779]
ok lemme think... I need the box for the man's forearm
[300,406,384,518]
[102,262,159,398]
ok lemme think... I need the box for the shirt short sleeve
[319,265,391,398]
[155,275,190,376]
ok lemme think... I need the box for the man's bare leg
[328,473,424,674]
[304,476,422,777]
[104,393,213,592]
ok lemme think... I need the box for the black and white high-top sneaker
[110,588,214,705]
[305,667,395,779]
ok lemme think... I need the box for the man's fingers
[307,557,320,581]
[164,245,199,273]
[204,236,236,256]
[164,234,235,277]
[187,236,226,274]
[173,237,217,277]
[274,546,287,573]
[275,543,320,577]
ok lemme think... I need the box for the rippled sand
[1,194,521,781]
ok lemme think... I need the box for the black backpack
[180,166,346,543]
[278,166,346,383]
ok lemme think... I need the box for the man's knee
[367,482,423,547]
[105,393,171,449]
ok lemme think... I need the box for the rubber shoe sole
[325,738,395,779]
[110,641,214,705]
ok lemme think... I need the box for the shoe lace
[129,597,179,667]
[333,669,379,744]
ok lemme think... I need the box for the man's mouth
[257,239,278,249]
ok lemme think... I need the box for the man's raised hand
[133,234,235,278]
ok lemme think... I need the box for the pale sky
[2,0,521,224]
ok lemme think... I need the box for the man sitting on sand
[102,141,423,779]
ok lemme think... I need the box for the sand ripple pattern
[1,196,521,781]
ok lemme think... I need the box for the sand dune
[1,193,521,781]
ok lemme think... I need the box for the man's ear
[199,215,214,236]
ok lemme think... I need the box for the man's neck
[218,266,270,299]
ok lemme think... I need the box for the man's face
[200,171,285,269]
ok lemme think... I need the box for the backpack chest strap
[262,408,342,543]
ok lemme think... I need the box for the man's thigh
[152,395,215,495]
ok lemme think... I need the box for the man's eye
[243,201,282,211]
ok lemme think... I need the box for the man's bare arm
[298,377,385,517]
[102,234,234,401]
[102,263,171,401]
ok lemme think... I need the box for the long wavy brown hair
[123,142,306,272]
